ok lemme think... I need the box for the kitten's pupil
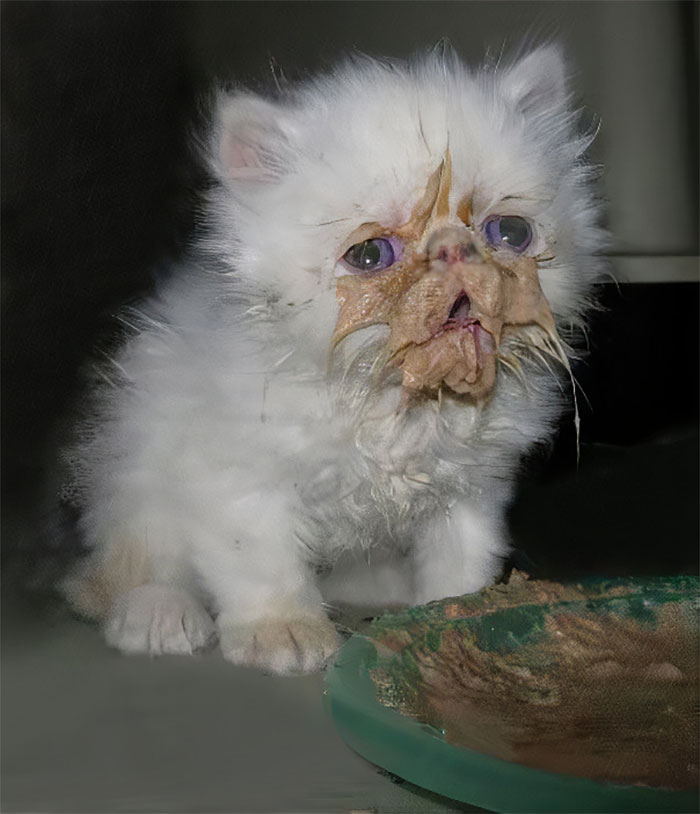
[354,240,381,268]
[343,238,394,271]
[483,215,532,252]
[499,217,530,248]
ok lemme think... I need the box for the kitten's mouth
[434,292,496,355]
[446,291,472,324]
[391,290,498,398]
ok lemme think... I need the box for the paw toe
[105,584,217,656]
[219,616,341,674]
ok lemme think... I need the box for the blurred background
[1,3,698,811]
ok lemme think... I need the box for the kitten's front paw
[104,584,218,656]
[219,615,341,675]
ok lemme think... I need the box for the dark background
[2,1,698,575]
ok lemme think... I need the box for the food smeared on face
[333,152,558,401]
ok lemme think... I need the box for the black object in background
[509,281,699,579]
[575,282,699,446]
[2,3,201,528]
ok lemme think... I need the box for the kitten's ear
[501,45,569,116]
[211,90,294,183]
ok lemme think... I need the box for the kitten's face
[211,47,600,402]
[331,151,557,401]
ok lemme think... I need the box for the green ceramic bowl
[325,576,698,813]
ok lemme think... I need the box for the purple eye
[342,238,397,272]
[483,215,533,253]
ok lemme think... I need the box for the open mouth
[427,290,496,356]
[446,290,472,326]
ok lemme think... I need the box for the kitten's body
[61,47,603,673]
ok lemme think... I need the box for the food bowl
[325,574,698,813]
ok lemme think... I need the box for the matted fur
[60,46,604,673]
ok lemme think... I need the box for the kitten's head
[204,45,603,406]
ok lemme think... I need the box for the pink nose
[427,225,482,265]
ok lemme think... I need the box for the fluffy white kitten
[61,46,603,674]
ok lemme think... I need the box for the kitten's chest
[291,409,453,555]
[247,369,474,549]
[294,458,447,557]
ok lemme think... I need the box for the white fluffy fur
[60,46,604,674]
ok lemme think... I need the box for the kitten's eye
[483,216,533,253]
[342,238,396,272]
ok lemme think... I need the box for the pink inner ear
[219,131,263,179]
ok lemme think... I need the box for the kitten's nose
[426,225,482,265]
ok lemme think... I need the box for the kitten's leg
[62,541,217,656]
[215,581,342,674]
[194,492,341,675]
[218,613,341,675]
[214,574,342,674]
[104,584,217,656]
[411,501,508,605]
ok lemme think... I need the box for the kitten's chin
[393,323,497,401]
